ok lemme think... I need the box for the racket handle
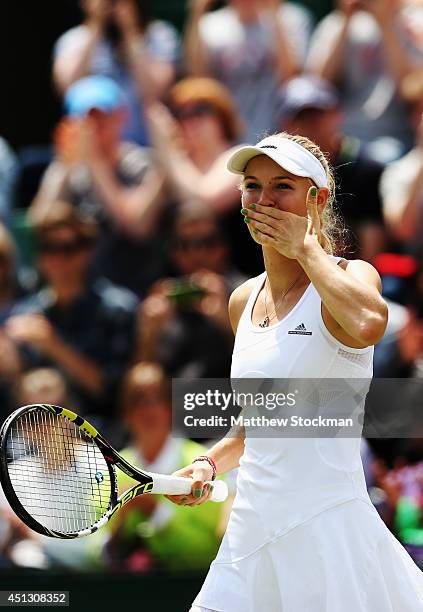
[151,474,228,502]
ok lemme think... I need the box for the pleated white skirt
[192,499,423,612]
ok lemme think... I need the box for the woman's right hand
[165,461,215,506]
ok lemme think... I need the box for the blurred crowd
[2,0,423,573]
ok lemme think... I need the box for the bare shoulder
[228,277,259,335]
[337,258,382,293]
[322,257,386,349]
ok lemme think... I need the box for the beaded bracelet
[192,455,217,480]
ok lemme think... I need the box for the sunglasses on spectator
[37,238,93,256]
[173,102,217,121]
[174,233,223,251]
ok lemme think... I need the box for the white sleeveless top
[221,255,375,562]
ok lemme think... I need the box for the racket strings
[6,409,112,534]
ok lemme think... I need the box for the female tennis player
[167,132,423,611]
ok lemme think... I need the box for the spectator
[0,224,32,421]
[185,0,312,142]
[4,202,138,421]
[168,203,246,294]
[14,367,68,407]
[29,76,167,295]
[147,77,262,276]
[371,248,423,379]
[307,0,423,161]
[279,75,387,261]
[53,0,180,145]
[392,461,423,568]
[0,224,26,323]
[0,369,68,571]
[381,71,423,252]
[371,253,416,378]
[148,78,242,210]
[0,368,103,571]
[104,362,231,572]
[0,137,19,224]
[136,207,238,378]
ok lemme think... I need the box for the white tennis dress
[192,255,423,612]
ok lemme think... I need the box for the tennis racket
[0,404,227,539]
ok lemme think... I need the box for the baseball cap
[64,76,127,117]
[278,75,339,120]
[227,135,328,188]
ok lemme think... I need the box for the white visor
[227,135,328,188]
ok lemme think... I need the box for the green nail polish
[250,204,256,210]
[194,488,202,498]
[241,208,248,215]
[244,217,250,223]
[310,187,317,197]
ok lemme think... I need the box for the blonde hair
[260,132,347,255]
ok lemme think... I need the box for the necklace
[259,274,304,328]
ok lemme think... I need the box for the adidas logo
[288,322,312,336]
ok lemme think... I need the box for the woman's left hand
[243,186,322,260]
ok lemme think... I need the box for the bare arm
[364,0,418,85]
[383,156,423,242]
[155,147,240,212]
[134,281,176,363]
[379,23,416,85]
[307,2,358,83]
[44,337,103,395]
[271,23,299,83]
[28,162,72,223]
[184,0,214,76]
[5,315,103,395]
[53,0,111,93]
[29,156,165,238]
[87,154,166,237]
[147,105,241,212]
[114,0,177,104]
[259,1,299,83]
[53,26,103,93]
[382,118,423,242]
[207,426,245,474]
[124,36,176,103]
[297,244,387,346]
